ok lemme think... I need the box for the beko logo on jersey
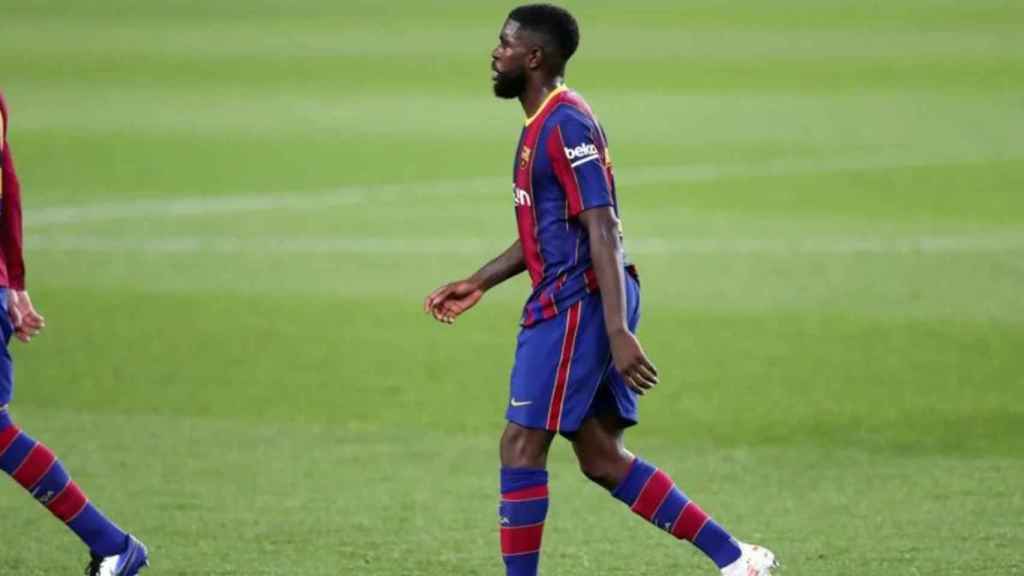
[513,186,532,207]
[564,142,598,161]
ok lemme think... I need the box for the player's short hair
[508,4,580,67]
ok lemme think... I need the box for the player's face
[492,19,529,99]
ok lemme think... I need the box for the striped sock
[0,410,127,557]
[499,467,549,576]
[612,457,742,569]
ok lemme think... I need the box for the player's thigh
[506,307,577,431]
[507,280,641,435]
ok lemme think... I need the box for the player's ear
[526,45,544,71]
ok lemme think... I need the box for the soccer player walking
[0,93,149,575]
[425,5,777,575]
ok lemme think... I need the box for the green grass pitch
[1,1,1022,574]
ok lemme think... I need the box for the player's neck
[519,76,565,119]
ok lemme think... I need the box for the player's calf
[0,409,146,574]
[611,456,746,570]
[499,468,549,576]
[498,423,555,576]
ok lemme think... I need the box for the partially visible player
[425,5,777,575]
[0,92,149,576]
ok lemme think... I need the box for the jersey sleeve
[546,112,613,218]
[0,95,26,290]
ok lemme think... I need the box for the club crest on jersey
[564,142,598,161]
[519,146,532,169]
[513,186,532,207]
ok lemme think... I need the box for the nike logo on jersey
[510,398,533,407]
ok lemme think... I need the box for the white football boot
[720,541,778,576]
[84,534,149,576]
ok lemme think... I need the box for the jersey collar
[524,85,568,127]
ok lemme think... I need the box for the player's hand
[609,329,658,395]
[7,290,46,343]
[423,280,485,325]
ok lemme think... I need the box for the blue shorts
[0,289,13,407]
[507,276,641,434]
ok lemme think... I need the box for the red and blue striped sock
[0,410,128,557]
[612,457,742,569]
[499,467,549,576]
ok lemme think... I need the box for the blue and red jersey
[512,86,632,327]
[0,92,26,291]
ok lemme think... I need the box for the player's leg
[499,342,557,573]
[501,421,555,469]
[0,292,148,575]
[0,408,147,558]
[571,413,747,569]
[567,411,632,490]
[571,410,777,575]
[501,303,577,576]
[499,423,555,576]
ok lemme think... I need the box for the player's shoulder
[544,92,599,136]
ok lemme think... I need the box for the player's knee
[576,447,632,490]
[576,455,618,489]
[500,424,550,468]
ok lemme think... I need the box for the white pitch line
[25,235,495,255]
[619,152,1002,187]
[25,176,501,229]
[25,233,1024,256]
[628,236,1024,255]
[25,151,1020,230]
[26,189,368,227]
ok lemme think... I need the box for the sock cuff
[611,456,656,504]
[0,408,11,430]
[500,467,548,495]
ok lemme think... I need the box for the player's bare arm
[424,239,526,325]
[578,207,658,394]
[7,289,45,343]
